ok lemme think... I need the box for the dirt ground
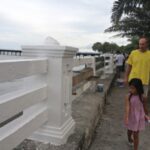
[89,81,150,150]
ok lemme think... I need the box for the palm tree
[105,0,150,38]
[111,0,149,23]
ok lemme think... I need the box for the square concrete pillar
[22,37,78,145]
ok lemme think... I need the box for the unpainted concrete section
[14,74,115,150]
[89,82,150,150]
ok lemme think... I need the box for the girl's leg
[127,130,133,142]
[133,131,139,150]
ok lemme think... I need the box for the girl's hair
[129,78,144,103]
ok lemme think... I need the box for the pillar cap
[22,37,78,58]
[44,36,60,46]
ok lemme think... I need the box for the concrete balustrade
[0,36,115,150]
[72,56,105,100]
[0,58,48,150]
[22,37,78,145]
[0,49,22,56]
[0,37,78,149]
[0,58,47,82]
[73,56,104,77]
[101,54,116,79]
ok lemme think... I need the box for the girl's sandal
[128,141,134,146]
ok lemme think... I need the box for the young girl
[124,78,149,150]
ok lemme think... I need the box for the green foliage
[103,42,111,53]
[123,36,139,53]
[92,37,139,54]
[92,42,120,53]
[92,42,103,52]
[105,0,150,39]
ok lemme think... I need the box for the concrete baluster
[22,37,78,145]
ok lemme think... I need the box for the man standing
[124,37,150,96]
[116,51,125,78]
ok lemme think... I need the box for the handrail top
[0,57,48,63]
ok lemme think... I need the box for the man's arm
[124,64,132,84]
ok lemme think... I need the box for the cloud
[0,0,127,50]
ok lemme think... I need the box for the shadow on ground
[89,80,150,150]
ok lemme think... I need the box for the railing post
[21,37,78,145]
[104,54,115,74]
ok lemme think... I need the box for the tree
[92,42,120,53]
[111,0,150,23]
[102,42,110,53]
[92,42,103,52]
[105,0,150,39]
[109,43,120,53]
[116,36,139,53]
[92,39,140,54]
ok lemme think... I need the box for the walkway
[89,83,150,150]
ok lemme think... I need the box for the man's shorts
[116,66,122,72]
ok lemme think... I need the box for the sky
[0,0,128,51]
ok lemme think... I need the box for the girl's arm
[143,95,148,116]
[124,95,130,124]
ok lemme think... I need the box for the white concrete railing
[0,58,48,150]
[21,42,77,145]
[0,37,78,150]
[0,49,22,56]
[101,53,116,79]
[72,56,105,100]
[73,56,104,76]
[72,54,116,100]
[0,36,115,150]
